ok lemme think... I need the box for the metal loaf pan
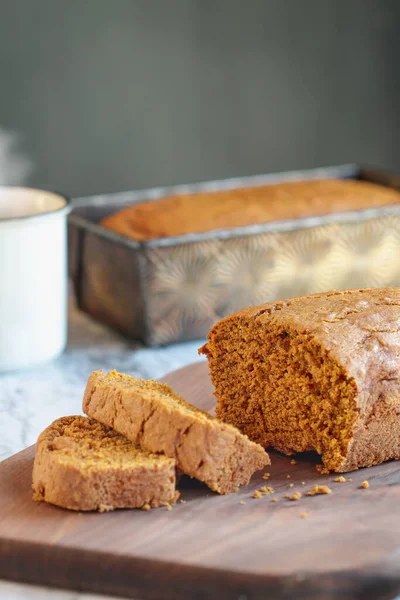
[68,164,400,346]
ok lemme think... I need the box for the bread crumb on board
[259,486,274,495]
[262,472,271,480]
[239,500,247,505]
[180,499,186,504]
[334,476,346,483]
[361,480,369,489]
[271,498,279,503]
[290,459,297,465]
[166,504,172,511]
[142,503,151,511]
[252,491,262,499]
[284,491,302,501]
[288,483,294,488]
[307,485,332,496]
[300,512,309,519]
[286,474,291,479]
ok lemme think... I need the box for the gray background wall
[0,0,399,197]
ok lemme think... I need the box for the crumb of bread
[252,491,262,499]
[290,459,297,465]
[271,497,279,503]
[334,476,346,483]
[284,491,302,501]
[286,474,291,479]
[142,503,151,511]
[301,481,305,486]
[307,485,332,496]
[180,499,186,504]
[288,483,294,488]
[166,504,172,511]
[361,480,369,489]
[262,472,270,480]
[347,478,352,482]
[301,512,309,519]
[260,486,275,495]
[239,500,246,505]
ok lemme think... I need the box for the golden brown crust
[32,416,177,511]
[200,288,400,473]
[100,179,400,241]
[83,371,270,494]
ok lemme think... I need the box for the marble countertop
[0,294,205,600]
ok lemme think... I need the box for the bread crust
[32,416,178,511]
[100,179,400,241]
[83,371,270,494]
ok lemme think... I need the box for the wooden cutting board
[1,362,400,600]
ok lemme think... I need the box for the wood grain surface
[1,361,400,600]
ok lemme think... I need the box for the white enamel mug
[0,187,71,372]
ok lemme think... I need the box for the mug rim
[0,185,71,223]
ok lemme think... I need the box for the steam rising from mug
[0,127,32,185]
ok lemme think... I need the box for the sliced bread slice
[83,370,270,494]
[32,416,178,511]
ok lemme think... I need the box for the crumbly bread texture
[32,416,178,511]
[200,288,400,473]
[100,179,400,241]
[83,371,270,494]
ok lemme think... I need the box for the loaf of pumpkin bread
[83,370,270,494]
[32,416,178,511]
[100,179,400,241]
[200,288,400,473]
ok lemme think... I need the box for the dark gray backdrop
[0,0,399,197]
